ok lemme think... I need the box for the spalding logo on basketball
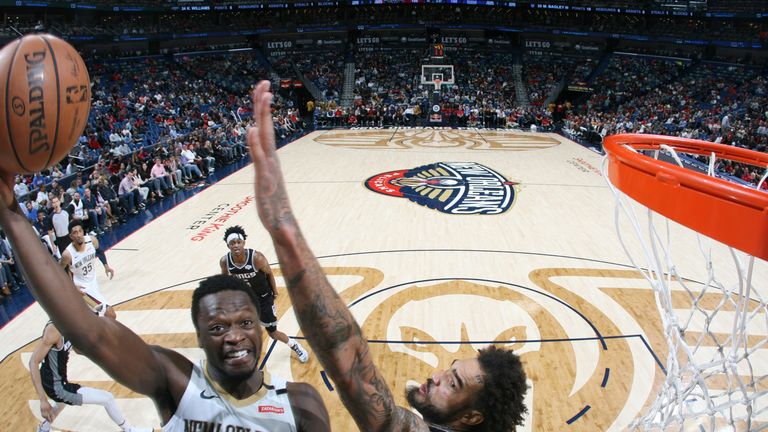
[365,162,518,215]
[0,34,91,174]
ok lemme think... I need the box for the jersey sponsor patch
[365,162,517,215]
[258,405,285,414]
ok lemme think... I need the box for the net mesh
[603,144,768,431]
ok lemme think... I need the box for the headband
[226,233,244,244]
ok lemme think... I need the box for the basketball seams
[4,38,27,172]
[40,35,60,170]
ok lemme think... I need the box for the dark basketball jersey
[40,324,73,389]
[226,249,273,299]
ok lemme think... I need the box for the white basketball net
[603,144,768,431]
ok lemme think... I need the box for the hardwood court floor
[1,128,766,431]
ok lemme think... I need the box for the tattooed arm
[247,81,428,432]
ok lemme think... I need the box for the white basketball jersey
[66,236,107,307]
[162,360,297,432]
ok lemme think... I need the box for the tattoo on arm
[284,265,422,431]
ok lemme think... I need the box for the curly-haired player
[220,225,309,363]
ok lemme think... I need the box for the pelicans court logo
[365,162,517,214]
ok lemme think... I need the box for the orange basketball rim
[603,133,768,261]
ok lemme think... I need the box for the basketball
[0,33,90,174]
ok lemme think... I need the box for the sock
[287,339,296,348]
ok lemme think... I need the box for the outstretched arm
[247,81,426,432]
[0,173,172,399]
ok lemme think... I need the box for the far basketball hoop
[433,77,443,92]
[602,134,768,431]
[421,64,454,93]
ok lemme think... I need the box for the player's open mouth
[224,349,251,364]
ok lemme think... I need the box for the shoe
[291,341,309,363]
[36,422,50,432]
[138,203,146,209]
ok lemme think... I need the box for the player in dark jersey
[28,322,151,432]
[220,225,309,363]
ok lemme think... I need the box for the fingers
[247,81,275,166]
[247,126,264,168]
[257,91,276,153]
[251,80,271,129]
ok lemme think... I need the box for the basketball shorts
[259,296,278,332]
[78,282,110,316]
[43,380,83,406]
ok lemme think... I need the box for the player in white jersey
[59,220,116,318]
[163,360,300,431]
[0,194,330,429]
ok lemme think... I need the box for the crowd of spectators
[3,49,308,309]
[562,55,767,188]
[522,54,577,107]
[296,50,346,103]
[2,17,768,313]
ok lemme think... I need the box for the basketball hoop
[603,134,768,431]
[605,134,768,261]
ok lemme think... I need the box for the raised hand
[247,81,297,236]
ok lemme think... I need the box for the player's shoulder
[42,322,61,340]
[150,345,194,383]
[286,381,326,410]
[286,380,319,396]
[391,406,431,432]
